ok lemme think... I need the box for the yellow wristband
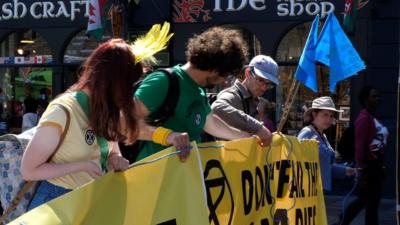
[152,127,173,146]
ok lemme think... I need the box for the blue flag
[294,16,320,92]
[315,12,366,92]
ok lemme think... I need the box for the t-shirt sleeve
[134,72,169,113]
[297,127,316,140]
[37,104,68,133]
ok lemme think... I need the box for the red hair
[71,39,142,144]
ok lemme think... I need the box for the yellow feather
[131,22,174,64]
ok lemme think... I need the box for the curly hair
[71,39,142,144]
[186,26,249,77]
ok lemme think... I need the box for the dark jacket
[355,109,377,168]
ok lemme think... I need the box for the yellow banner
[9,146,209,225]
[9,134,326,225]
[198,135,327,225]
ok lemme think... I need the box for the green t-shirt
[135,65,211,160]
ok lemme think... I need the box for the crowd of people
[6,25,387,225]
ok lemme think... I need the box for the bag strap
[0,104,71,224]
[147,68,180,126]
[72,91,109,171]
[0,181,36,224]
[236,87,250,114]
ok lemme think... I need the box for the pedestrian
[297,96,355,192]
[21,39,145,210]
[211,55,279,145]
[134,26,252,162]
[257,97,276,133]
[22,95,39,132]
[37,88,50,118]
[335,86,388,225]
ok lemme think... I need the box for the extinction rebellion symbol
[203,159,234,225]
[85,129,95,145]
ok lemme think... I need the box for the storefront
[0,0,113,134]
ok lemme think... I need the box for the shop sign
[0,0,89,22]
[173,0,337,23]
[276,0,334,17]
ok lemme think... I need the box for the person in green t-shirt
[135,26,264,162]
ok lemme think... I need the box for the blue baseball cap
[248,55,279,85]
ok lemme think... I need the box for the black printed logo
[85,130,95,145]
[203,160,234,225]
[195,113,202,125]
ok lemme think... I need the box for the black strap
[236,88,250,115]
[146,68,180,126]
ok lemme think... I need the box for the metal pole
[396,58,400,225]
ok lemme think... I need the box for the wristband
[152,127,173,146]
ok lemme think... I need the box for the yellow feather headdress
[130,22,174,64]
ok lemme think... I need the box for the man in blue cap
[211,55,280,146]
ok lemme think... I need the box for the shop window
[1,30,53,63]
[0,66,53,134]
[0,30,53,134]
[62,30,112,89]
[276,23,351,149]
[276,23,313,63]
[63,30,112,64]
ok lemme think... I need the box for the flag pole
[277,78,300,133]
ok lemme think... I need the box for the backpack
[0,104,70,224]
[119,68,180,163]
[0,131,37,224]
[337,123,355,163]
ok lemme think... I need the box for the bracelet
[152,127,173,146]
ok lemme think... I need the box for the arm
[331,164,349,179]
[212,91,264,134]
[107,142,129,171]
[135,98,190,162]
[203,112,251,140]
[21,126,102,181]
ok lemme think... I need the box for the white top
[22,112,39,132]
[370,118,389,152]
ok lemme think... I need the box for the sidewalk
[325,194,397,225]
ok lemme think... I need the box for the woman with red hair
[21,39,142,209]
